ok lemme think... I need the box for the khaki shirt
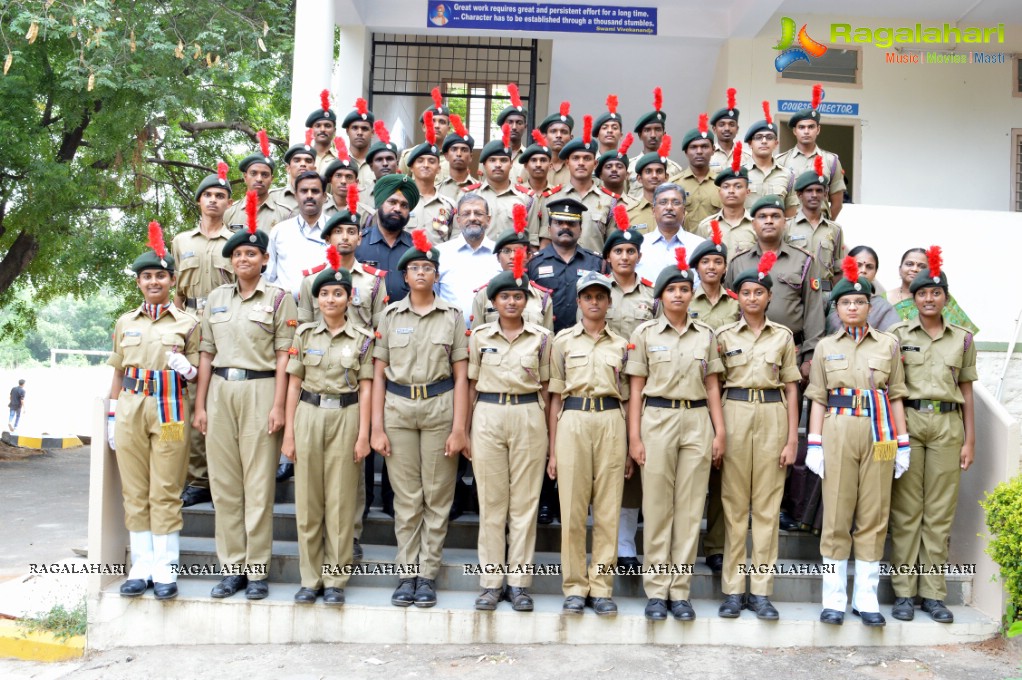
[627,155,685,184]
[373,295,469,384]
[806,327,907,405]
[267,185,299,217]
[625,316,723,400]
[747,163,799,212]
[775,145,846,216]
[696,210,757,259]
[109,305,200,371]
[199,278,298,370]
[223,193,294,233]
[315,147,339,175]
[709,144,753,175]
[468,321,552,394]
[543,183,612,254]
[547,162,571,190]
[624,194,656,235]
[594,276,658,341]
[356,161,377,196]
[470,281,554,331]
[549,323,629,400]
[689,288,740,330]
[398,148,451,181]
[784,212,844,282]
[475,181,530,241]
[296,259,389,330]
[677,168,721,233]
[890,318,978,403]
[286,319,374,394]
[716,317,801,389]
[171,225,236,307]
[514,183,561,246]
[437,174,479,203]
[407,191,457,243]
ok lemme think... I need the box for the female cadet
[108,222,200,600]
[715,252,801,620]
[824,245,899,333]
[467,249,552,612]
[193,192,298,600]
[282,247,374,606]
[806,256,909,627]
[371,229,469,609]
[888,246,976,624]
[625,248,726,622]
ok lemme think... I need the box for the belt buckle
[411,384,424,399]
[320,396,341,409]
[851,393,861,410]
[196,297,208,312]
[755,389,765,403]
[504,393,519,405]
[226,368,246,381]
[921,400,936,413]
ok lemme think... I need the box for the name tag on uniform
[690,311,699,318]
[788,235,807,243]
[481,347,498,353]
[211,306,228,314]
[396,327,414,334]
[825,354,845,361]
[902,345,921,352]
[305,349,324,356]
[362,260,379,268]
[124,330,141,337]
[182,251,195,259]
[485,306,496,313]
[537,266,554,277]
[724,349,743,357]
[649,346,668,352]
[569,352,587,358]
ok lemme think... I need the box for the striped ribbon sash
[828,387,897,461]
[123,367,186,442]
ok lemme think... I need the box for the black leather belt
[386,377,455,399]
[476,392,539,405]
[122,375,162,393]
[213,367,275,381]
[905,399,959,413]
[646,396,707,409]
[725,388,783,403]
[184,297,207,310]
[793,331,805,346]
[563,396,621,412]
[827,393,871,413]
[300,389,358,409]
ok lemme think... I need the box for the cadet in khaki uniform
[547,116,613,253]
[473,129,529,240]
[282,260,374,606]
[786,160,844,289]
[340,99,378,194]
[743,106,799,215]
[629,88,685,182]
[470,219,554,331]
[889,248,976,624]
[626,248,726,622]
[515,132,561,246]
[303,90,339,174]
[708,89,752,175]
[540,103,575,189]
[371,230,469,609]
[678,118,720,233]
[193,198,298,600]
[548,271,630,616]
[468,256,552,612]
[108,223,200,600]
[625,139,670,234]
[222,133,294,232]
[696,147,756,257]
[595,135,633,201]
[437,118,478,203]
[397,89,452,179]
[174,168,237,508]
[716,254,801,621]
[321,139,360,221]
[805,257,909,627]
[404,119,457,243]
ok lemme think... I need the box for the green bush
[18,598,86,641]
[981,473,1022,637]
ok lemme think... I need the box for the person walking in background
[8,379,25,432]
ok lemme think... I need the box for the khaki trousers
[184,389,209,489]
[703,467,725,556]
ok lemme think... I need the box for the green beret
[284,143,317,165]
[634,150,667,176]
[794,168,829,192]
[442,132,474,153]
[341,108,375,129]
[710,107,739,125]
[194,173,231,201]
[602,228,644,258]
[688,238,728,269]
[788,107,821,128]
[486,270,530,301]
[681,127,715,151]
[633,110,666,133]
[130,251,175,275]
[493,227,530,252]
[546,197,587,223]
[595,148,629,178]
[406,140,441,167]
[239,151,276,173]
[222,228,269,257]
[321,210,360,239]
[558,137,598,161]
[731,265,773,292]
[909,268,950,294]
[311,266,353,297]
[305,107,337,128]
[365,140,399,164]
[397,242,439,271]
[743,120,778,143]
[714,166,749,187]
[496,104,527,126]
[373,174,420,210]
[323,158,360,184]
[539,110,574,133]
[519,140,552,164]
[750,194,784,216]
[419,106,450,123]
[592,111,622,135]
[831,274,874,301]
[479,139,512,163]
[576,270,613,296]
[653,262,694,299]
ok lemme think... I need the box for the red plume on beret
[431,86,443,110]
[512,246,526,283]
[726,87,737,111]
[412,228,432,253]
[320,89,331,112]
[618,132,634,156]
[758,251,777,279]
[305,129,314,146]
[450,113,468,138]
[346,184,359,215]
[613,203,629,232]
[731,142,742,174]
[657,135,672,161]
[582,115,593,145]
[926,245,943,281]
[334,136,349,162]
[653,87,663,112]
[762,101,773,126]
[531,129,548,148]
[559,101,571,119]
[501,122,511,149]
[841,254,860,283]
[814,155,825,180]
[355,97,369,117]
[698,113,709,136]
[257,129,270,158]
[424,110,436,146]
[674,246,688,271]
[512,203,527,235]
[326,243,341,272]
[374,120,390,145]
[147,221,167,259]
[811,83,823,110]
[217,161,228,182]
[606,94,618,115]
[508,83,522,109]
[245,190,258,235]
[710,219,723,247]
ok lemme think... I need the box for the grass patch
[18,598,86,640]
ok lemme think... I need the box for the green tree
[0,1,296,338]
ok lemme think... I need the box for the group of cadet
[106,81,976,628]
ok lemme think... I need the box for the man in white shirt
[636,183,706,283]
[436,193,501,326]
[266,171,328,297]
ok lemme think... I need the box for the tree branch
[0,231,40,297]
[57,101,102,163]
[145,157,214,173]
[178,120,286,146]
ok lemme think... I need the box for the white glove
[894,435,911,479]
[805,434,824,479]
[107,399,117,451]
[166,351,198,381]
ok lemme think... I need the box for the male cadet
[595,133,634,200]
[404,112,457,243]
[527,197,607,524]
[678,114,721,233]
[340,97,378,193]
[636,183,706,283]
[625,136,671,234]
[223,130,292,232]
[471,125,529,241]
[305,90,339,173]
[495,82,529,165]
[629,87,684,183]
[174,164,237,507]
[708,88,752,175]
[398,87,451,178]
[322,138,366,220]
[695,144,757,257]
[355,174,419,303]
[515,130,560,247]
[786,157,844,290]
[593,94,624,155]
[436,193,500,318]
[268,136,318,217]
[547,115,613,254]
[743,102,798,216]
[363,121,401,195]
[437,115,478,202]
[538,102,574,188]
[775,84,847,219]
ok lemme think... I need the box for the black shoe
[475,588,501,611]
[294,586,321,604]
[921,598,954,623]
[670,599,696,621]
[892,597,916,621]
[852,609,886,627]
[211,575,248,598]
[746,595,779,620]
[820,608,845,625]
[617,556,642,572]
[705,553,724,573]
[391,578,416,607]
[644,598,669,621]
[413,577,437,608]
[275,462,294,482]
[507,586,534,612]
[323,587,345,606]
[120,578,150,597]
[352,539,363,561]
[778,510,801,532]
[449,503,464,521]
[153,582,178,600]
[382,503,395,518]
[245,579,269,600]
[718,594,743,618]
[537,505,553,525]
[180,485,212,507]
[589,597,617,616]
[562,595,585,614]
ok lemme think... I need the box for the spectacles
[406,264,437,274]
[837,298,869,308]
[458,210,489,219]
[499,248,523,256]
[655,198,685,207]
[751,134,777,142]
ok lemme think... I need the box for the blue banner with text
[426,2,658,35]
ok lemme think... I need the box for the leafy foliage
[981,474,1022,634]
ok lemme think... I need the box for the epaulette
[639,277,654,287]
[473,278,494,294]
[462,182,482,192]
[302,262,327,278]
[529,280,552,294]
[599,186,622,200]
[295,321,319,336]
[515,184,536,197]
[542,184,562,197]
[725,288,738,300]
[362,263,387,277]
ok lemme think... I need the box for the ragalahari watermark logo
[773,17,828,72]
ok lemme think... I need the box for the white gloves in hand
[805,434,824,479]
[894,434,911,479]
[166,351,197,381]
[107,399,117,451]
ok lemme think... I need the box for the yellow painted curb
[0,619,84,662]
